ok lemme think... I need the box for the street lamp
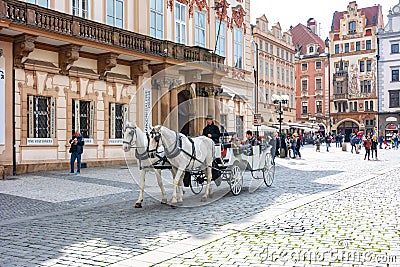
[272,94,289,137]
[250,38,259,114]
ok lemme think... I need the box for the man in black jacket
[202,115,220,143]
[69,131,85,175]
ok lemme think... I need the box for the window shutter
[28,95,34,138]
[74,100,80,133]
[50,97,56,138]
[123,104,128,129]
[89,101,95,138]
[110,103,115,139]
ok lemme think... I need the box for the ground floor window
[389,90,400,108]
[28,95,56,138]
[109,103,128,139]
[72,100,94,138]
[236,115,243,139]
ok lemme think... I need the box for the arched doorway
[337,120,359,142]
[178,90,191,136]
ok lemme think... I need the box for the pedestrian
[378,134,384,149]
[69,131,85,175]
[269,132,278,164]
[363,136,372,160]
[350,134,356,153]
[325,134,331,152]
[371,135,378,160]
[295,134,301,158]
[393,133,399,150]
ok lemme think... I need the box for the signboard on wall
[0,68,5,145]
[143,88,152,133]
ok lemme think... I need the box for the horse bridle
[148,128,162,154]
[123,125,137,148]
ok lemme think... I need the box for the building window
[360,61,365,72]
[286,69,289,83]
[150,0,164,39]
[265,88,269,104]
[302,102,308,114]
[234,28,243,68]
[364,101,369,111]
[28,96,56,138]
[348,21,356,34]
[360,80,371,93]
[236,115,244,139]
[301,79,308,91]
[335,44,340,54]
[389,90,400,108]
[195,11,206,47]
[366,60,372,72]
[336,81,343,94]
[316,100,322,114]
[281,67,284,81]
[270,63,274,78]
[392,69,399,82]
[316,78,322,90]
[220,114,227,131]
[270,44,273,54]
[109,103,128,139]
[26,0,48,7]
[344,43,349,52]
[391,43,400,54]
[215,21,225,56]
[259,86,264,102]
[369,100,373,111]
[72,0,88,18]
[309,46,314,53]
[259,40,263,50]
[262,22,266,31]
[175,2,186,44]
[315,61,322,70]
[265,62,269,77]
[277,47,280,57]
[286,51,289,61]
[277,66,280,81]
[259,60,263,75]
[72,100,94,138]
[281,49,284,59]
[366,40,371,50]
[301,63,308,71]
[356,41,360,51]
[107,0,123,28]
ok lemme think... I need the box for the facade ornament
[130,60,150,84]
[98,53,118,79]
[215,0,229,20]
[231,4,246,29]
[58,45,81,75]
[13,34,36,68]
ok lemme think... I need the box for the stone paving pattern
[0,145,399,266]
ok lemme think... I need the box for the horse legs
[172,169,183,204]
[177,176,183,203]
[155,169,167,204]
[135,170,145,208]
[201,167,212,202]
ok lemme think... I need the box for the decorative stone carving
[98,53,118,79]
[58,45,81,75]
[232,4,246,28]
[13,34,36,68]
[131,60,150,84]
[215,0,229,20]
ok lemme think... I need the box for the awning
[252,125,277,133]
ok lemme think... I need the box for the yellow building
[0,0,254,174]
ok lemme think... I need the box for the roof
[290,23,326,55]
[330,4,383,33]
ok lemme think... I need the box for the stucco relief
[79,78,89,98]
[36,71,48,95]
[348,64,358,97]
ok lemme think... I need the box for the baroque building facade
[290,19,329,135]
[251,15,296,127]
[377,1,400,140]
[329,1,384,141]
[0,0,253,174]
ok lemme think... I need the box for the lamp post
[272,94,289,137]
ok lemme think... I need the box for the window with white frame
[107,0,123,28]
[175,1,186,44]
[389,90,400,108]
[28,96,56,138]
[72,100,94,139]
[277,66,280,81]
[259,86,264,102]
[356,41,361,51]
[26,0,48,7]
[259,40,263,50]
[259,60,263,75]
[109,103,128,139]
[150,0,164,39]
[316,100,322,114]
[316,78,322,90]
[301,63,308,71]
[366,40,371,50]
[281,67,284,81]
[72,0,88,18]
[348,21,356,34]
[315,61,322,70]
[265,62,269,77]
[270,44,273,54]
[195,11,206,47]
[234,28,243,68]
[392,69,399,82]
[302,102,308,114]
[270,63,274,78]
[301,79,308,91]
[360,80,371,93]
[215,20,225,56]
[391,43,399,54]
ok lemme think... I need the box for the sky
[250,0,399,39]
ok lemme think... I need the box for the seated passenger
[202,115,220,144]
[244,130,259,146]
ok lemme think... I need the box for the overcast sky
[250,0,399,39]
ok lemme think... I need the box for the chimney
[307,18,317,34]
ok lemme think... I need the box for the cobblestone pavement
[0,145,399,266]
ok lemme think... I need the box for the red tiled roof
[290,23,325,55]
[330,5,382,33]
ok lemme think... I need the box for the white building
[378,1,400,140]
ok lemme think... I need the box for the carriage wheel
[190,174,204,195]
[229,165,243,196]
[263,153,275,187]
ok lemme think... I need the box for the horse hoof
[201,196,207,202]
[161,199,168,204]
[135,203,142,208]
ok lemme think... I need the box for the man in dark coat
[69,131,85,175]
[202,115,220,143]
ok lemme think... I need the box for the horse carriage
[186,132,276,196]
[123,122,276,207]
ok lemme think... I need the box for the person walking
[363,136,372,160]
[325,134,331,152]
[295,134,301,158]
[371,135,378,160]
[378,134,384,149]
[69,131,85,175]
[393,133,399,150]
[350,134,357,153]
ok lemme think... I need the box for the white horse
[148,125,215,203]
[122,122,177,208]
